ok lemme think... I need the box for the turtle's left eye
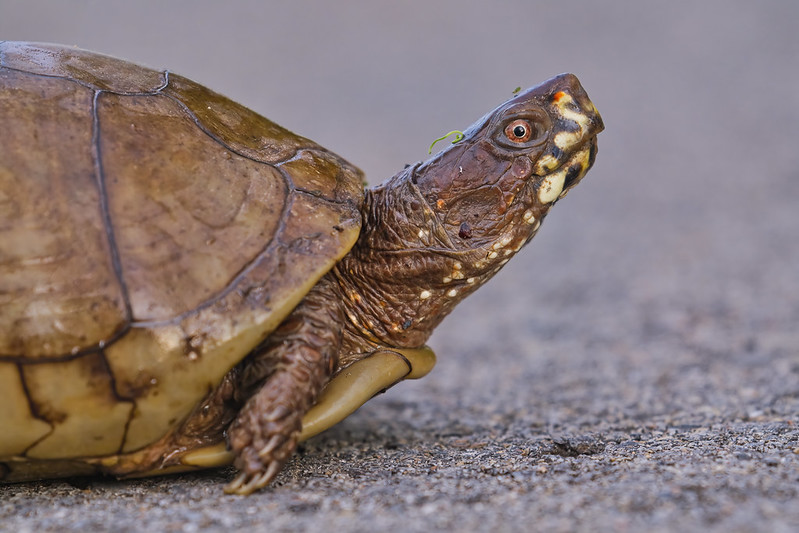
[494,110,549,150]
[505,119,533,143]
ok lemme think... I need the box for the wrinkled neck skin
[331,138,554,357]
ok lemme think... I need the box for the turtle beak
[547,73,604,137]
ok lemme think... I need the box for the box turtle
[0,42,603,494]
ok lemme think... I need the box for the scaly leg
[225,288,341,495]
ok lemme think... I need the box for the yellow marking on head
[551,91,593,153]
[554,131,581,150]
[538,166,567,204]
[447,289,458,297]
[418,229,429,240]
[449,262,465,280]
[492,235,513,250]
[544,144,590,203]
[523,210,536,224]
[467,277,476,284]
[557,98,592,133]
[488,251,498,259]
[535,153,560,174]
[420,290,432,300]
[443,276,452,283]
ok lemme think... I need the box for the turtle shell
[0,42,363,462]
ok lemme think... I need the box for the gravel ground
[1,1,798,532]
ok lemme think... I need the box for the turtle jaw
[530,73,603,181]
[566,135,599,190]
[535,135,598,205]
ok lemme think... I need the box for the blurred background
[2,1,798,530]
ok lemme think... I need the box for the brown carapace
[0,42,603,494]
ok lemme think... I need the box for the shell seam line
[0,344,114,365]
[16,363,55,457]
[161,88,358,209]
[160,92,303,172]
[93,90,135,324]
[97,350,138,455]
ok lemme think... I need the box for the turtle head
[337,75,602,349]
[413,73,603,255]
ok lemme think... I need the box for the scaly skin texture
[222,74,603,493]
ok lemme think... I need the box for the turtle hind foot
[224,461,282,495]
[224,412,299,495]
[224,342,316,493]
[225,393,302,494]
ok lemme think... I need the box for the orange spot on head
[436,199,446,209]
[553,91,567,103]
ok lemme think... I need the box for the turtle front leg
[225,289,341,495]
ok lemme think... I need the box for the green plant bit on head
[512,86,521,95]
[428,130,465,154]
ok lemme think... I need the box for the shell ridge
[0,64,167,97]
[0,64,103,93]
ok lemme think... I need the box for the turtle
[0,42,603,495]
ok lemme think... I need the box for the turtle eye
[504,119,533,143]
[494,110,550,150]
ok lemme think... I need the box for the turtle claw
[224,461,282,495]
[226,385,302,494]
[258,434,284,459]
